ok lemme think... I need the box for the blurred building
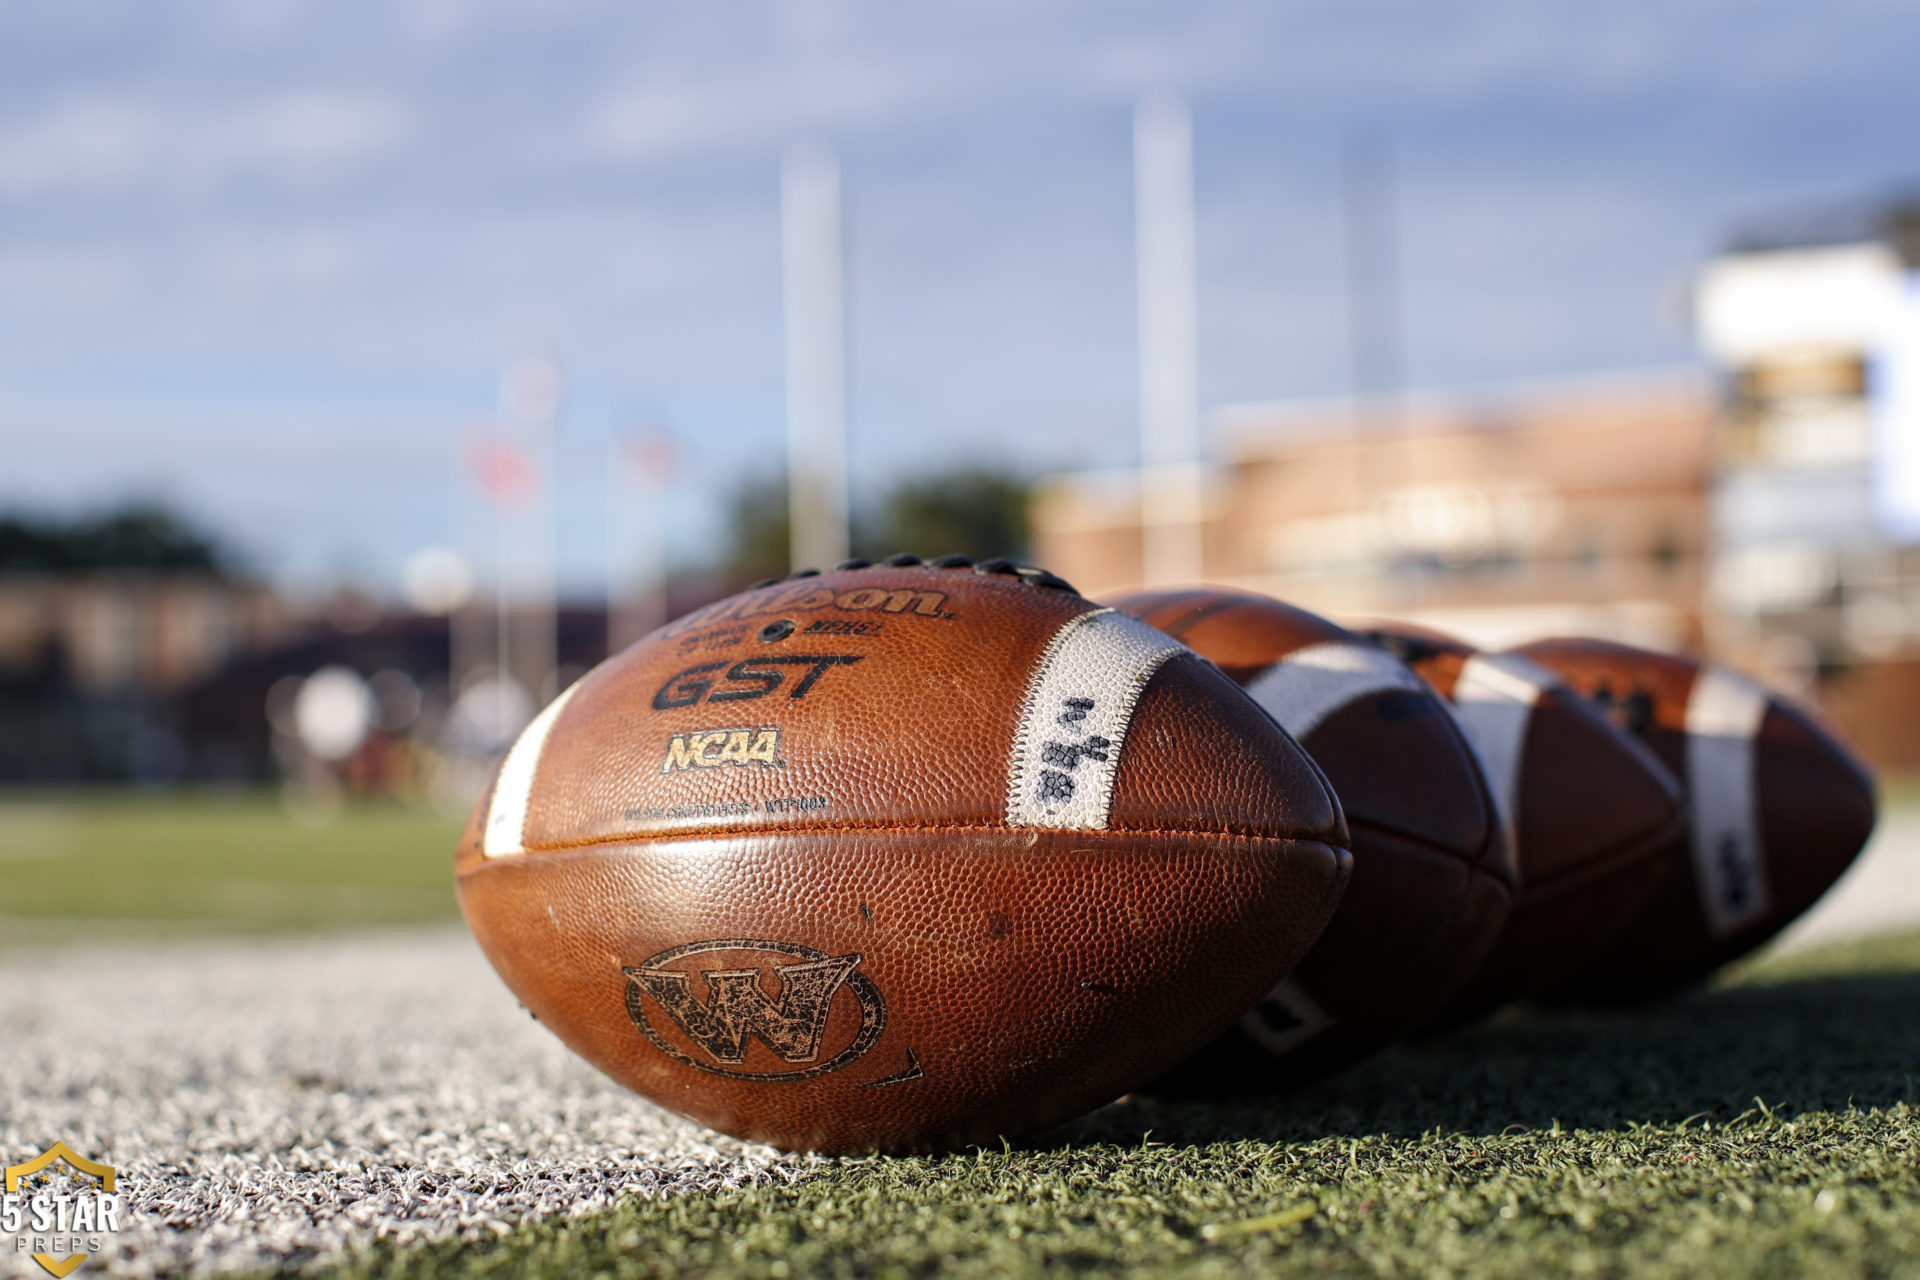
[1037,199,1920,771]
[0,574,295,698]
[1035,370,1714,651]
[0,565,726,790]
[0,566,302,784]
[1694,202,1920,765]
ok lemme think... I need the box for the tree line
[720,467,1031,589]
[0,506,228,574]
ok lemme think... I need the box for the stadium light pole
[1135,91,1204,588]
[782,141,850,574]
[1342,132,1404,403]
[501,355,562,705]
[1341,132,1405,501]
[607,426,675,657]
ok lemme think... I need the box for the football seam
[1339,806,1509,873]
[1149,594,1259,639]
[1507,808,1686,900]
[470,822,1344,858]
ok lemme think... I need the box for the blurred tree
[0,504,227,573]
[858,468,1030,563]
[720,467,1032,589]
[719,475,791,590]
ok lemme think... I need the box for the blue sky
[4,1,1919,595]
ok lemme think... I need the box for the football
[456,557,1353,1154]
[1515,637,1877,1001]
[1361,623,1686,1024]
[1105,588,1513,1091]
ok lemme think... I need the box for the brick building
[1035,371,1715,653]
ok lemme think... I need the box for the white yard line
[4,811,1915,1276]
[0,930,812,1278]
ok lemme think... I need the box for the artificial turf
[0,790,460,938]
[319,930,1920,1280]
[9,792,1917,1276]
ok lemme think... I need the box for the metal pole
[1135,91,1204,587]
[502,356,561,703]
[782,141,850,573]
[1342,133,1403,404]
[1341,133,1406,534]
[607,432,670,656]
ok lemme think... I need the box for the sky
[4,0,1920,596]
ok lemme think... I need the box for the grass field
[7,792,1920,1277]
[0,790,461,938]
[323,931,1920,1280]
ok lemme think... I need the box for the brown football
[1360,623,1685,1024]
[1515,637,1877,1001]
[1105,588,1513,1092]
[456,558,1353,1154]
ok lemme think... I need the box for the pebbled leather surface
[457,564,1353,1153]
[1106,588,1513,1093]
[460,827,1348,1154]
[1516,636,1878,1002]
[1364,624,1686,1024]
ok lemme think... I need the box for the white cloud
[0,87,410,202]
[0,94,156,197]
[203,90,411,167]
[1,0,1918,587]
[0,243,138,312]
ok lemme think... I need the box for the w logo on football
[623,939,887,1081]
[631,951,855,1063]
